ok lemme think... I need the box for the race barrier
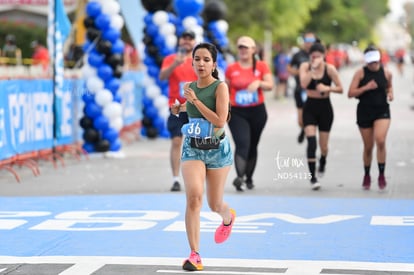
[0,70,144,182]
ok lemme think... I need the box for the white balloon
[103,102,123,119]
[159,22,176,36]
[165,34,177,50]
[95,89,114,107]
[101,0,120,15]
[110,14,124,31]
[82,63,97,78]
[182,16,198,30]
[216,20,229,33]
[154,95,169,109]
[192,25,204,36]
[86,76,104,93]
[142,74,155,86]
[109,117,123,131]
[146,85,161,99]
[160,107,170,120]
[152,11,169,26]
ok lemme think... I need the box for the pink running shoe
[378,174,387,190]
[214,208,236,244]
[182,251,203,271]
[362,175,371,190]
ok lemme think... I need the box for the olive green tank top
[186,80,221,119]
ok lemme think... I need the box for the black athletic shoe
[297,129,305,143]
[170,181,181,192]
[245,179,254,190]
[310,178,320,190]
[233,177,244,192]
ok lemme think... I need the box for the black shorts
[303,98,334,132]
[294,89,306,108]
[357,104,390,128]
[167,111,189,138]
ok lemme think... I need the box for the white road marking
[0,257,413,274]
[157,271,277,274]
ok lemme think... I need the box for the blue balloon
[88,51,105,67]
[143,97,153,108]
[153,116,165,130]
[144,14,153,25]
[173,0,204,18]
[147,65,159,78]
[109,139,122,151]
[105,78,121,93]
[140,127,147,137]
[86,1,101,18]
[103,128,119,142]
[143,56,156,67]
[113,93,122,103]
[154,35,165,48]
[85,102,102,118]
[102,28,120,43]
[82,142,95,153]
[97,64,113,81]
[82,92,95,104]
[169,14,179,25]
[95,13,111,31]
[111,39,125,54]
[146,23,158,38]
[160,129,171,138]
[94,115,110,131]
[145,106,158,119]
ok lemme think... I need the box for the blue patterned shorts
[181,136,233,169]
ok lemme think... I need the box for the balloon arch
[140,0,230,139]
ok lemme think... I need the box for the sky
[387,0,414,21]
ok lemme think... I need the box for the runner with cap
[225,35,274,191]
[159,30,198,192]
[348,45,393,190]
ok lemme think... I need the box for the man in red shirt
[159,30,197,192]
[31,40,50,74]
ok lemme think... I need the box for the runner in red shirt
[225,36,274,191]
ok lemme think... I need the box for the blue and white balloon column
[140,0,205,139]
[140,0,176,139]
[202,0,229,75]
[80,0,125,153]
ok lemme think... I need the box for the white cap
[364,50,380,63]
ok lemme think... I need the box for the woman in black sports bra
[299,42,343,190]
[347,45,393,191]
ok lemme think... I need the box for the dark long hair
[192,42,219,79]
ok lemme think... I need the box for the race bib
[181,118,214,138]
[179,82,186,98]
[235,89,259,106]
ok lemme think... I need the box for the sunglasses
[237,45,249,50]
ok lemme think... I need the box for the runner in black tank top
[299,42,343,190]
[348,45,394,190]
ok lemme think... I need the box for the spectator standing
[1,34,22,65]
[31,40,50,74]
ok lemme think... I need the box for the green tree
[220,0,388,47]
[304,0,389,45]
[222,0,320,44]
